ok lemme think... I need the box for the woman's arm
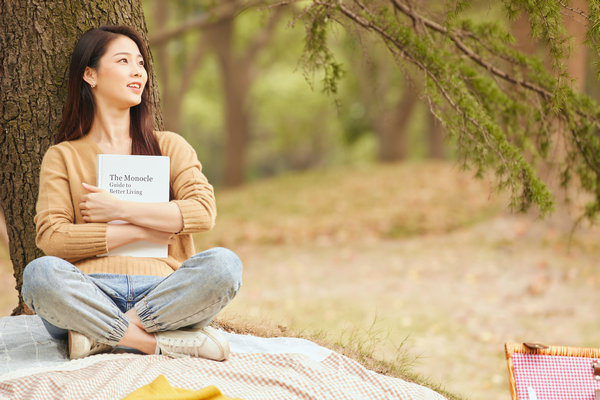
[80,182,184,233]
[106,223,175,250]
[163,132,216,234]
[80,133,217,235]
[35,147,109,262]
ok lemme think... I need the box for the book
[97,154,170,258]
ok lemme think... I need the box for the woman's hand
[80,182,124,222]
[81,183,184,234]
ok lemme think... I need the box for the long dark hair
[56,25,161,157]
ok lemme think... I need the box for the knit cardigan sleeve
[161,132,216,234]
[34,146,108,262]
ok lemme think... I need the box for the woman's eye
[138,60,144,66]
[118,58,127,63]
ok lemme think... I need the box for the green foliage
[504,0,568,68]
[298,0,600,222]
[144,0,600,217]
[589,1,600,78]
[300,3,345,98]
[249,64,348,176]
[145,0,369,184]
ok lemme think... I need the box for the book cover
[97,154,170,258]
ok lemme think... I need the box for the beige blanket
[0,316,445,400]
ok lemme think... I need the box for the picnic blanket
[0,316,445,399]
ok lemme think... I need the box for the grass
[195,160,504,250]
[215,315,464,400]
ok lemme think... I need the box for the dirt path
[219,212,600,400]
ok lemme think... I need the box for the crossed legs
[22,247,242,355]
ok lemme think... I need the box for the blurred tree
[427,112,446,159]
[147,1,355,183]
[341,25,456,162]
[147,0,286,186]
[148,1,239,133]
[511,0,588,197]
[208,1,286,186]
[298,0,600,221]
[345,34,422,161]
[0,0,162,314]
[562,0,588,92]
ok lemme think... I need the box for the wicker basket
[505,342,600,399]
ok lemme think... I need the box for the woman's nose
[132,64,144,76]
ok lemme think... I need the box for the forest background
[2,1,600,399]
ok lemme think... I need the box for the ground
[2,161,600,400]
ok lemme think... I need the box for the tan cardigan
[34,131,216,276]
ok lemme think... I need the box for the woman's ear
[83,66,97,88]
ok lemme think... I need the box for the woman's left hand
[80,182,123,222]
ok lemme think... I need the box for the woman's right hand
[80,182,124,223]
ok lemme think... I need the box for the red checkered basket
[505,342,600,400]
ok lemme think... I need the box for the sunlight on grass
[196,161,505,250]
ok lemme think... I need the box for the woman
[21,26,242,361]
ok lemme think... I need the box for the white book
[97,154,170,258]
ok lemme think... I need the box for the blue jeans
[21,247,242,347]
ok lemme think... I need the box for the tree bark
[0,206,8,249]
[154,0,172,127]
[0,0,162,315]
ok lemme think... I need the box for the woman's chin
[121,97,143,108]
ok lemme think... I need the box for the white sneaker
[155,326,230,361]
[68,330,113,360]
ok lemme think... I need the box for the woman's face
[85,35,148,110]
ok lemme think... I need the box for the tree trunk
[349,36,419,163]
[377,91,418,162]
[562,0,587,93]
[153,0,173,128]
[0,0,162,315]
[428,112,445,159]
[209,17,251,187]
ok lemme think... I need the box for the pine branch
[329,1,526,197]
[388,0,553,99]
[300,0,600,217]
[557,0,589,21]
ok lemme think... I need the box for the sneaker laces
[159,335,209,358]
